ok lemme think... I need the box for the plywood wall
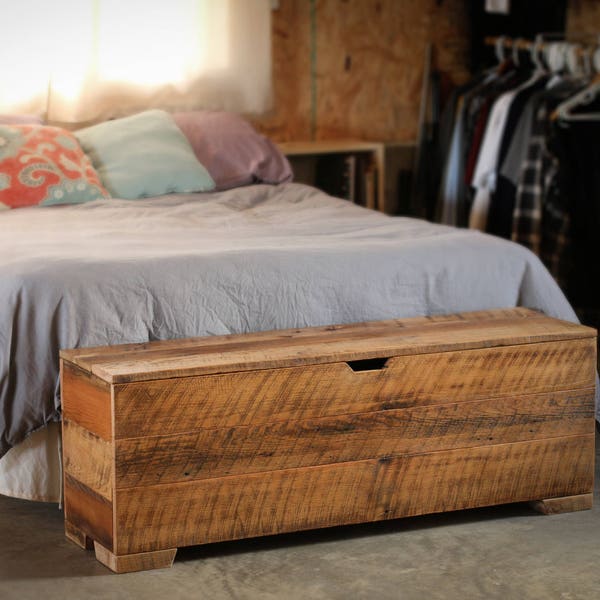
[566,0,600,35]
[251,0,600,144]
[252,0,470,144]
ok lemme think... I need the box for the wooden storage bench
[60,308,597,573]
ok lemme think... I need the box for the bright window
[0,0,272,123]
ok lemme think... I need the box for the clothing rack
[484,35,600,69]
[435,35,600,333]
[484,35,599,53]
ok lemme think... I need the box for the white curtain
[0,0,272,123]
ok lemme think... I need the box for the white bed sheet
[0,423,61,503]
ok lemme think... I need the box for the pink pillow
[0,114,43,125]
[173,111,292,190]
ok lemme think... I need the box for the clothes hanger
[545,42,568,74]
[592,45,600,76]
[582,47,593,78]
[511,37,546,86]
[565,43,585,77]
[495,35,507,64]
[554,47,600,122]
[511,37,521,67]
[530,37,546,74]
[491,35,513,76]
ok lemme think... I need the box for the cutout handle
[346,357,390,372]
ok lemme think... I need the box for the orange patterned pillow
[0,125,110,209]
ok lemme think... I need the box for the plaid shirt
[512,98,571,288]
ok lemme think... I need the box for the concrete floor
[1,435,599,600]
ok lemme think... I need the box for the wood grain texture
[114,435,594,554]
[63,310,596,384]
[60,308,597,570]
[60,308,544,370]
[530,493,593,515]
[65,520,94,551]
[63,420,114,501]
[567,1,600,39]
[112,339,596,439]
[250,0,312,142]
[278,140,385,155]
[114,388,595,488]
[60,361,112,440]
[251,0,470,143]
[65,308,515,363]
[312,0,471,142]
[64,474,114,552]
[94,543,176,574]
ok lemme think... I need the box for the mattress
[0,183,595,500]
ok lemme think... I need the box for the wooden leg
[529,493,593,515]
[65,520,94,550]
[93,542,177,574]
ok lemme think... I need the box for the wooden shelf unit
[278,140,386,212]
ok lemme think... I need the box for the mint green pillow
[76,110,215,198]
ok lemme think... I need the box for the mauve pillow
[0,115,43,125]
[173,111,292,190]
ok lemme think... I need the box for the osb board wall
[566,0,600,35]
[251,0,470,144]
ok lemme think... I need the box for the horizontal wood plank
[114,435,595,554]
[61,362,113,441]
[530,493,593,515]
[60,309,597,569]
[112,339,596,439]
[94,543,176,574]
[63,420,114,501]
[278,140,384,156]
[60,308,540,365]
[114,388,595,487]
[64,474,114,552]
[60,309,595,383]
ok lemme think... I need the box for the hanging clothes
[511,80,584,287]
[438,63,522,227]
[435,36,600,330]
[551,118,600,323]
[470,71,549,232]
[438,72,496,225]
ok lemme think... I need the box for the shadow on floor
[2,433,598,581]
[174,499,572,565]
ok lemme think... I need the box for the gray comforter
[0,183,594,456]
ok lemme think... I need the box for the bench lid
[60,308,596,384]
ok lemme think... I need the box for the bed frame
[60,308,597,573]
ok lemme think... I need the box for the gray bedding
[0,183,595,456]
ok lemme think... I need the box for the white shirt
[469,91,517,230]
[469,73,546,231]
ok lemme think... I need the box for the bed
[0,107,597,504]
[0,181,597,503]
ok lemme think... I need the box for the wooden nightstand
[278,140,385,212]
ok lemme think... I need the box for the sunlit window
[0,0,271,123]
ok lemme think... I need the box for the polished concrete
[1,435,599,600]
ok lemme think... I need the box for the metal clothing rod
[484,35,600,55]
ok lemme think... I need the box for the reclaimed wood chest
[60,308,597,573]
